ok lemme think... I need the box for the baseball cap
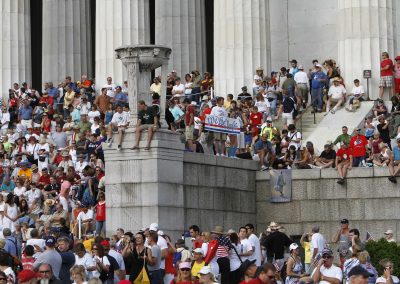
[298,65,304,70]
[199,266,212,275]
[45,236,57,247]
[340,218,349,224]
[179,262,192,270]
[149,223,159,232]
[384,229,393,235]
[289,243,299,251]
[18,269,41,282]
[348,265,373,278]
[321,248,333,257]
[316,64,323,68]
[101,240,110,247]
[193,248,204,255]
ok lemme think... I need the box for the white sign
[204,115,241,134]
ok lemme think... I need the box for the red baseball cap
[100,240,110,247]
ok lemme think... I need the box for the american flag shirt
[216,235,232,258]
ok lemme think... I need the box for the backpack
[99,254,119,282]
[173,251,182,265]
[280,256,294,281]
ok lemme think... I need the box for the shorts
[237,132,245,149]
[111,123,127,132]
[213,132,227,141]
[380,76,393,87]
[185,125,194,140]
[244,134,252,146]
[282,112,294,125]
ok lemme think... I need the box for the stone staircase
[296,107,326,140]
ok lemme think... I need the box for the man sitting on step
[346,79,365,111]
[326,78,346,114]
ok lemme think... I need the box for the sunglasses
[39,270,51,274]
[92,247,98,250]
[180,268,190,272]
[322,255,332,259]
[267,276,276,279]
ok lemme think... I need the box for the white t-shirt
[376,276,400,284]
[172,84,185,96]
[25,188,42,207]
[239,238,254,261]
[111,112,130,127]
[253,74,263,88]
[77,209,94,222]
[157,235,168,270]
[26,238,46,250]
[351,85,365,97]
[92,255,110,279]
[184,82,193,95]
[248,233,262,266]
[294,71,309,85]
[288,131,302,150]
[255,101,270,113]
[311,264,343,284]
[210,106,228,117]
[14,186,26,197]
[328,85,346,100]
[311,233,326,256]
[104,83,116,98]
[87,110,101,124]
[0,112,10,130]
[229,243,243,271]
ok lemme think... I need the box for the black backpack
[99,254,119,282]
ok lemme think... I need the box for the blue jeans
[148,269,162,284]
[353,156,365,167]
[269,99,277,117]
[96,221,105,235]
[311,88,323,110]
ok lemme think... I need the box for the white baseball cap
[149,223,159,231]
[289,243,299,251]
[384,229,393,235]
[199,266,212,275]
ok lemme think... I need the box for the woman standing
[285,243,306,284]
[228,232,243,284]
[3,193,19,232]
[95,192,106,237]
[125,232,152,282]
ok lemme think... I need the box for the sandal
[131,146,139,150]
[144,146,150,151]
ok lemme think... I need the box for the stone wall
[256,167,400,242]
[183,154,258,233]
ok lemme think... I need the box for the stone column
[95,0,150,88]
[155,0,207,76]
[214,0,271,97]
[42,0,93,84]
[338,0,396,100]
[0,0,31,98]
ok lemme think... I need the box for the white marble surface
[42,0,93,84]
[338,0,395,100]
[155,0,207,77]
[0,0,31,98]
[95,0,150,88]
[214,0,271,97]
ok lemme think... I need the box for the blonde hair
[70,265,86,281]
[202,232,211,243]
[358,251,370,264]
[87,278,102,284]
[379,259,393,268]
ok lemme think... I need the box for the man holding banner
[210,97,228,156]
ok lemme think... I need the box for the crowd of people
[0,51,398,284]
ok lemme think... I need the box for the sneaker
[220,154,226,157]
[261,165,269,171]
[117,145,121,151]
[388,176,397,183]
[337,178,345,185]
[216,153,221,157]
[107,138,113,147]
[330,109,336,114]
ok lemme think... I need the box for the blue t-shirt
[311,71,328,89]
[0,180,15,192]
[19,106,33,120]
[47,87,58,97]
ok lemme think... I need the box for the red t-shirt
[185,105,195,126]
[381,58,394,76]
[22,256,35,271]
[250,112,262,127]
[38,175,51,185]
[192,237,203,249]
[164,251,175,274]
[349,135,368,157]
[200,108,211,122]
[96,201,106,221]
[336,148,352,161]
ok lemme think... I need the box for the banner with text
[205,115,241,134]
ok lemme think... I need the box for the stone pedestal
[42,0,93,83]
[0,0,31,98]
[338,0,395,100]
[115,45,171,126]
[104,129,185,237]
[214,0,271,97]
[95,0,150,88]
[155,0,207,76]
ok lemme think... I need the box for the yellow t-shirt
[191,260,205,278]
[302,241,311,264]
[18,169,32,179]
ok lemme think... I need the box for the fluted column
[42,0,93,84]
[95,0,150,88]
[0,0,31,98]
[214,0,271,98]
[155,0,207,77]
[338,0,396,100]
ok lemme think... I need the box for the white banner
[204,115,241,134]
